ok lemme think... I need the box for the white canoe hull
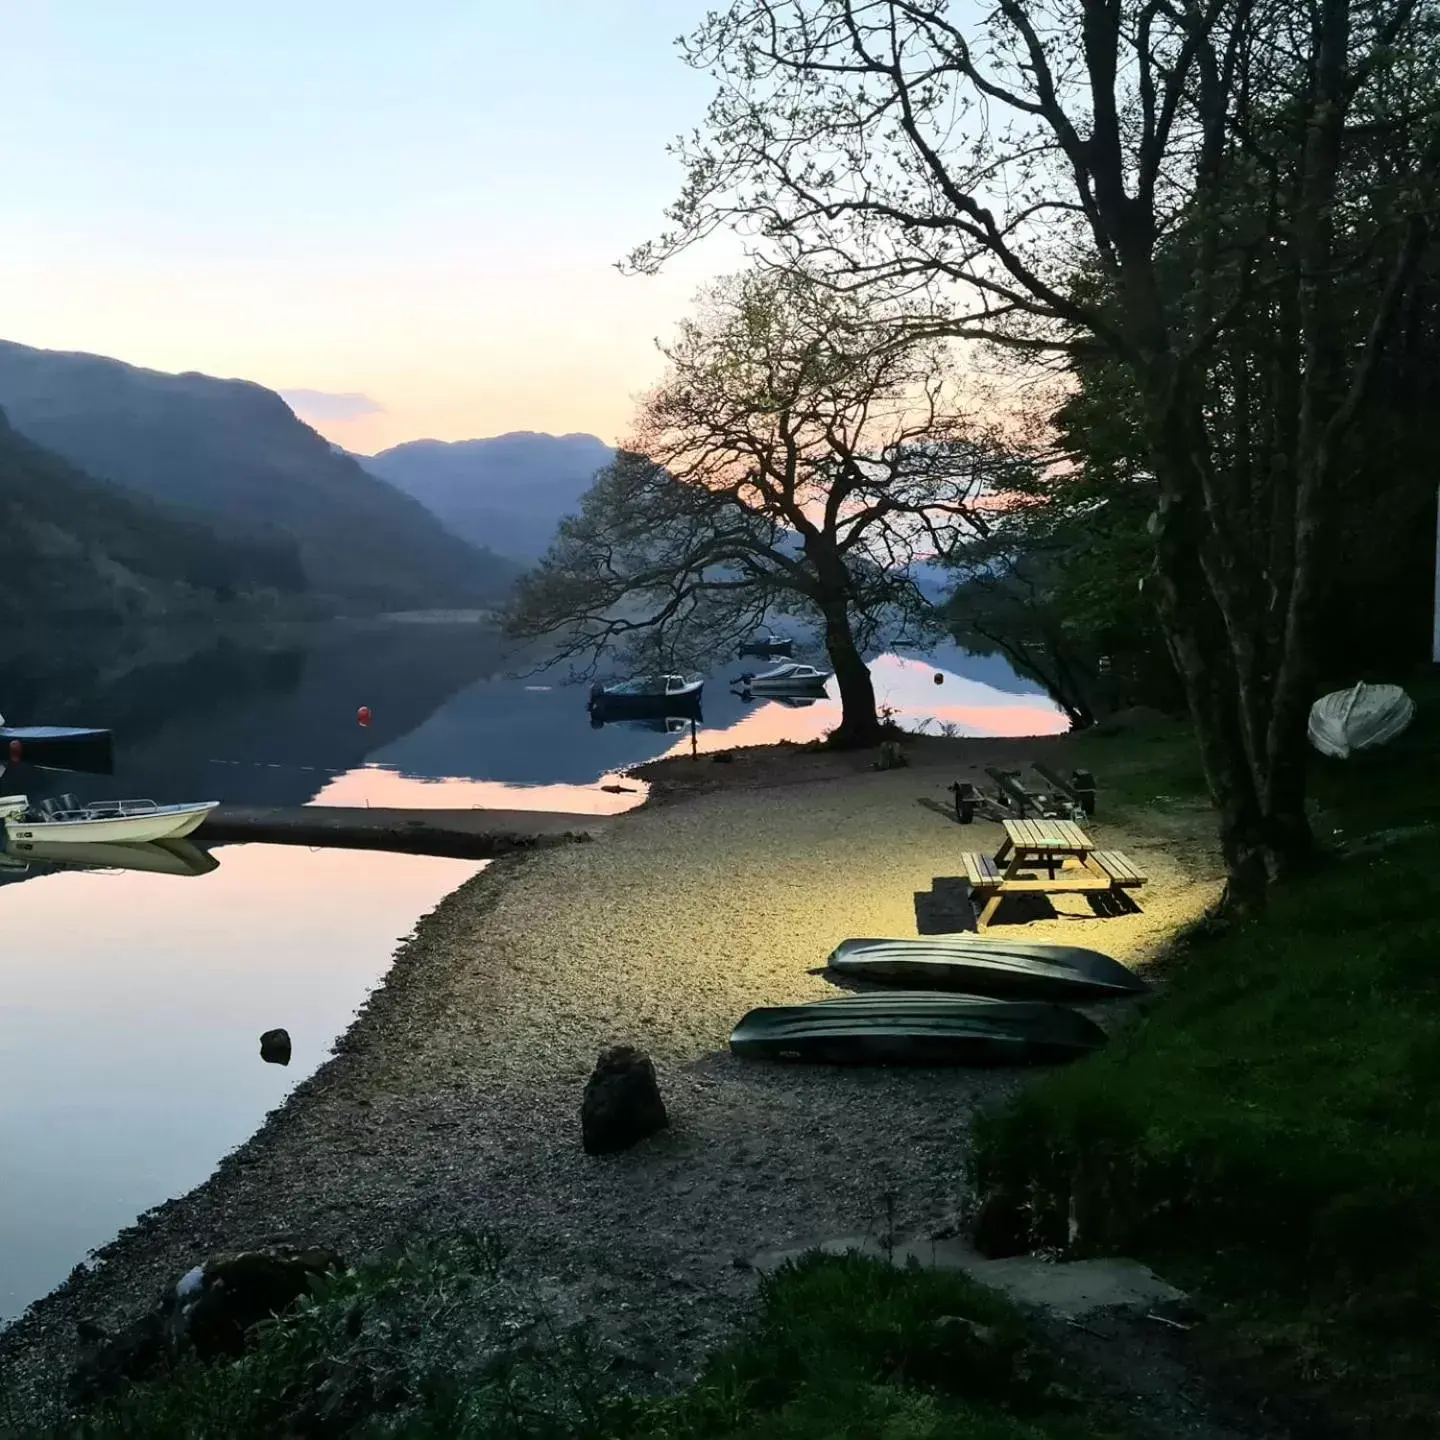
[1307,683,1415,759]
[5,802,218,845]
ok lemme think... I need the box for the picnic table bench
[959,817,1148,929]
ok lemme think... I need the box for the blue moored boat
[0,716,114,773]
[587,674,703,719]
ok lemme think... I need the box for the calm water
[0,621,1062,1322]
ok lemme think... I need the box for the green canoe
[729,992,1106,1067]
[826,936,1147,1001]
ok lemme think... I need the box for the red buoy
[7,739,20,763]
[357,706,372,728]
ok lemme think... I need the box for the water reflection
[0,627,1062,827]
[0,836,219,878]
[0,844,483,1324]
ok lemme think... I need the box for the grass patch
[630,1254,1123,1440]
[969,669,1440,1437]
[6,1248,1128,1439]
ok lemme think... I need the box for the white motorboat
[4,795,219,845]
[741,662,833,694]
[0,794,28,821]
[1307,682,1415,759]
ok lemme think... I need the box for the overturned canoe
[1308,681,1415,760]
[729,992,1106,1067]
[827,936,1147,1002]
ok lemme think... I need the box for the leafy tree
[506,269,1011,745]
[628,0,1440,911]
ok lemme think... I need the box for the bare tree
[627,0,1440,911]
[506,268,1011,745]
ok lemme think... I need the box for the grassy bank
[972,672,1440,1437]
[12,1242,1123,1440]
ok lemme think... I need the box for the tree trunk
[1144,418,1271,914]
[820,598,882,747]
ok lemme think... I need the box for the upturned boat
[729,992,1106,1067]
[826,936,1147,1002]
[1307,682,1415,759]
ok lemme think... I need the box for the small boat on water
[738,631,795,659]
[4,795,219,845]
[587,674,704,717]
[1307,682,1415,759]
[2,836,219,877]
[729,992,1106,1067]
[738,661,832,694]
[826,936,1147,1002]
[0,715,114,773]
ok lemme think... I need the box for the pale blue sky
[0,1,740,449]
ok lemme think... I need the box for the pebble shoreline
[0,739,1222,1417]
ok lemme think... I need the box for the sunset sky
[0,1,742,453]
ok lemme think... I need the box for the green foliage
[0,342,515,613]
[969,673,1440,1431]
[31,1235,618,1440]
[17,1246,1126,1440]
[0,409,306,623]
[630,1254,1121,1440]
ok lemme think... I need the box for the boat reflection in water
[589,713,698,735]
[0,835,219,878]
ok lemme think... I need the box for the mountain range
[359,431,614,562]
[0,340,519,616]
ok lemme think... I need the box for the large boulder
[581,1045,668,1155]
[70,1245,344,1403]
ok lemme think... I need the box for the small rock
[259,1028,292,1065]
[581,1045,669,1155]
[711,752,735,764]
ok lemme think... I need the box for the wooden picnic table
[993,817,1095,873]
[960,817,1147,930]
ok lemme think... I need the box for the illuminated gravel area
[0,752,1221,1409]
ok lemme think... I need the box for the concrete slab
[748,1235,1186,1320]
[200,806,609,858]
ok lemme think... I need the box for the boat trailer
[947,763,1097,825]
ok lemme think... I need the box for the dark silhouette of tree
[507,269,1013,745]
[627,0,1440,911]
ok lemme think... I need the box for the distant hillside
[361,432,615,562]
[0,340,519,613]
[0,407,305,624]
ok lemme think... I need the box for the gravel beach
[0,735,1223,1415]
